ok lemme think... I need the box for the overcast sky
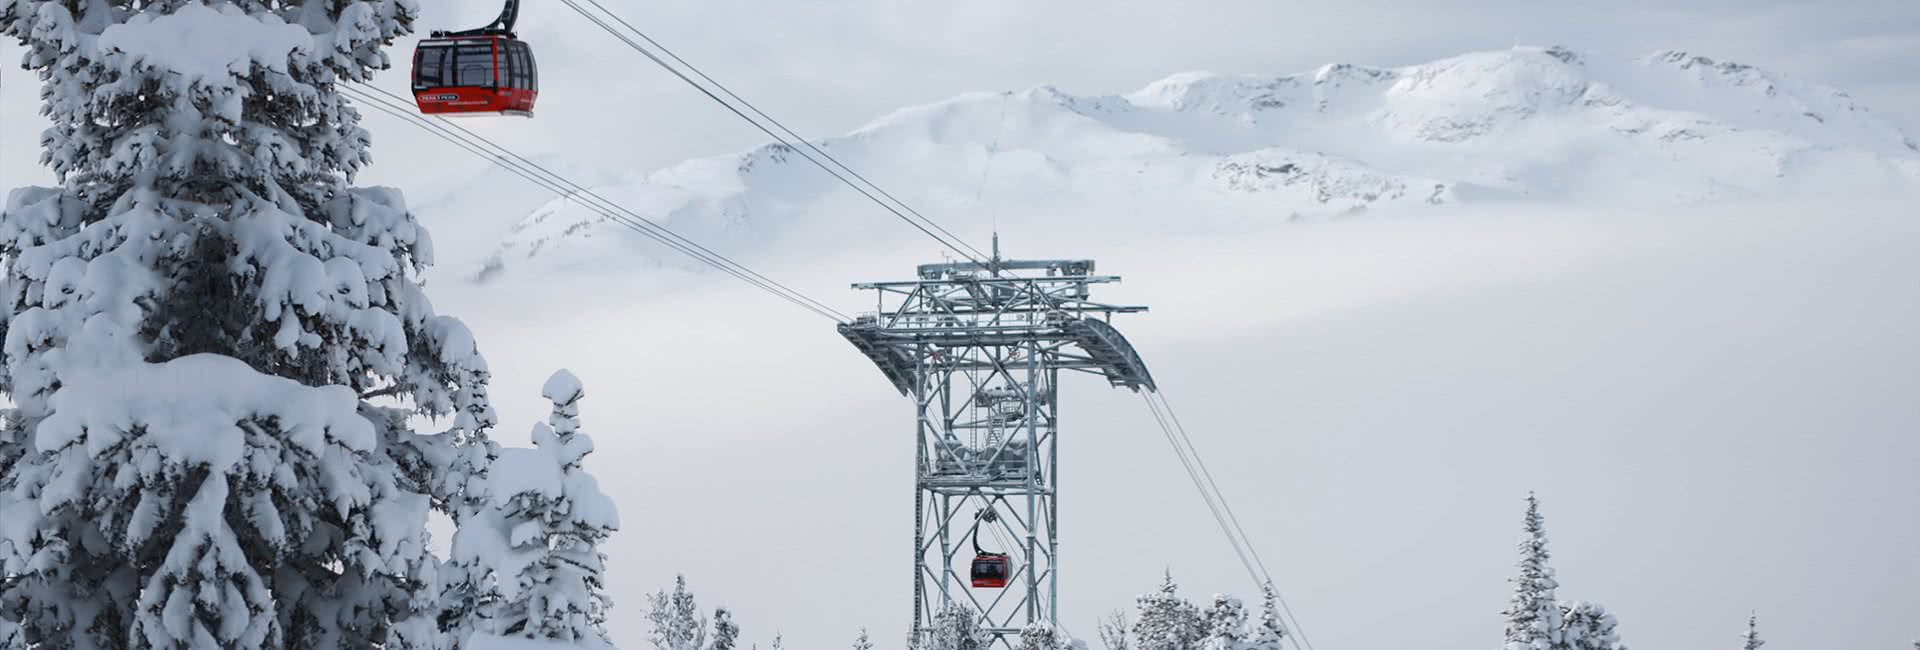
[0,2,1917,650]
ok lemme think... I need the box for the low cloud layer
[438,199,1919,650]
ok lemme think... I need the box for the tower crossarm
[841,256,1159,397]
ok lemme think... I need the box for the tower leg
[1024,343,1041,626]
[913,486,927,641]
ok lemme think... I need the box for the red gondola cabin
[412,35,538,117]
[971,554,1010,589]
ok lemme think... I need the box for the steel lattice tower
[841,240,1156,647]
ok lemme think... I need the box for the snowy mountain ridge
[472,45,1920,279]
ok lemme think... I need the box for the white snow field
[456,46,1920,280]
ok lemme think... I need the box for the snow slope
[468,46,1920,279]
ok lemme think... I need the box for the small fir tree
[1741,614,1763,650]
[649,575,709,650]
[1099,610,1133,650]
[1250,582,1290,650]
[1561,602,1623,650]
[853,627,874,650]
[1019,624,1075,650]
[712,607,741,650]
[1203,594,1250,650]
[1133,570,1206,650]
[1503,493,1564,650]
[467,371,619,646]
[926,604,989,650]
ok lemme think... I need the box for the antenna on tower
[991,232,1002,276]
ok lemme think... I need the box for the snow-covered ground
[458,46,1920,281]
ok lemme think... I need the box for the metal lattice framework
[841,241,1156,647]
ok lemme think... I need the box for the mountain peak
[1643,49,1757,74]
[467,46,1920,280]
[1625,48,1913,155]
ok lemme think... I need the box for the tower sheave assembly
[841,241,1157,647]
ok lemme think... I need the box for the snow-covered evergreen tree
[469,371,619,647]
[1503,493,1564,650]
[852,627,873,650]
[924,604,989,650]
[528,370,617,641]
[1018,624,1078,650]
[1250,582,1289,650]
[0,1,503,648]
[438,355,504,641]
[649,575,709,650]
[1560,602,1622,650]
[1099,611,1133,650]
[711,607,741,650]
[1133,571,1206,650]
[1201,595,1249,650]
[1740,613,1763,650]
